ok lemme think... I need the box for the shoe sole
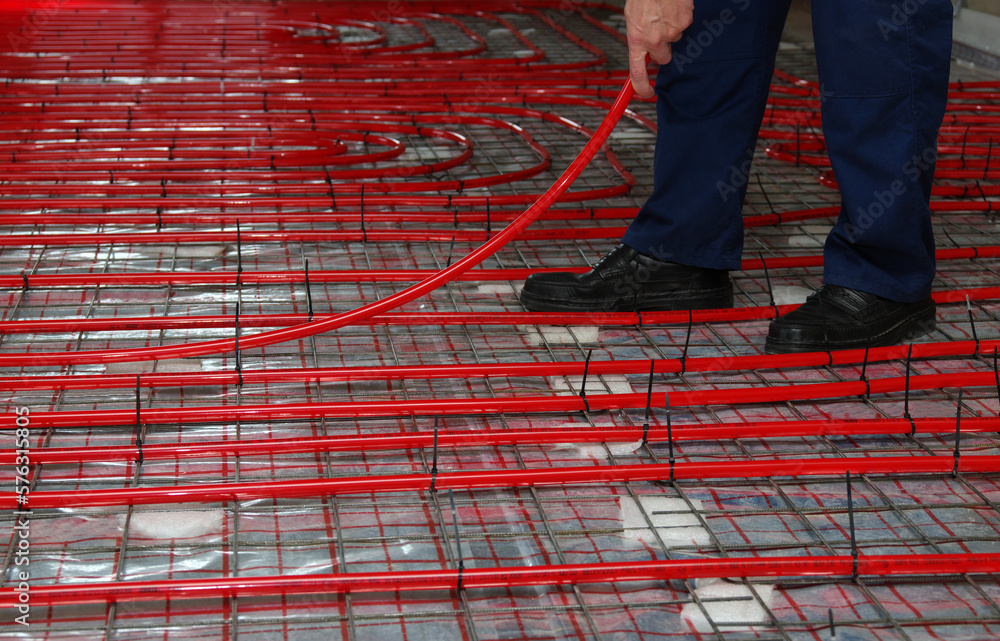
[518,287,734,313]
[763,299,937,354]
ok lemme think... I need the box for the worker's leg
[620,0,792,269]
[520,0,791,312]
[765,0,952,353]
[814,0,952,302]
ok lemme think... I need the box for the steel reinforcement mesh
[2,1,1000,639]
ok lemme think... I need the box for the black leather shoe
[519,245,733,312]
[765,285,936,354]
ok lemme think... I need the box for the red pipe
[0,80,637,367]
[2,368,997,431]
[5,415,998,468]
[6,553,998,608]
[1,287,998,338]
[6,455,999,510]
[0,338,991,392]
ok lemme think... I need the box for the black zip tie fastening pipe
[430,416,440,493]
[20,272,28,291]
[860,343,871,398]
[847,470,857,582]
[360,184,367,243]
[967,295,980,355]
[954,389,964,478]
[234,300,243,387]
[666,391,675,484]
[304,259,314,322]
[641,359,654,446]
[579,349,592,413]
[985,138,994,181]
[135,375,143,466]
[994,347,1000,418]
[446,235,456,268]
[324,169,335,209]
[758,252,779,319]
[756,174,776,214]
[903,344,916,435]
[679,309,693,374]
[448,489,465,592]
[235,219,243,285]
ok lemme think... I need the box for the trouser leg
[621,0,792,270]
[812,0,952,302]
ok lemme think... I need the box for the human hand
[624,0,694,98]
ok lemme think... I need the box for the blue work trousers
[621,0,953,303]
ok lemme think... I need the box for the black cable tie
[109,169,114,184]
[360,184,367,243]
[309,109,316,130]
[794,123,801,166]
[485,198,491,240]
[756,174,776,214]
[20,272,28,291]
[641,359,654,446]
[156,206,163,232]
[579,349,592,413]
[679,309,693,374]
[429,415,440,493]
[325,169,335,209]
[975,180,989,204]
[961,126,970,167]
[967,296,980,356]
[985,138,993,181]
[666,392,675,484]
[135,375,143,466]
[942,226,960,250]
[860,344,871,399]
[235,219,243,285]
[636,310,643,328]
[160,177,167,198]
[758,252,779,319]
[448,489,465,592]
[446,235,455,268]
[847,470,857,582]
[954,389,964,478]
[829,608,836,638]
[304,259,314,322]
[235,300,243,386]
[903,344,916,435]
[994,346,1000,419]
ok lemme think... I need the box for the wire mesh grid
[1,1,1000,639]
